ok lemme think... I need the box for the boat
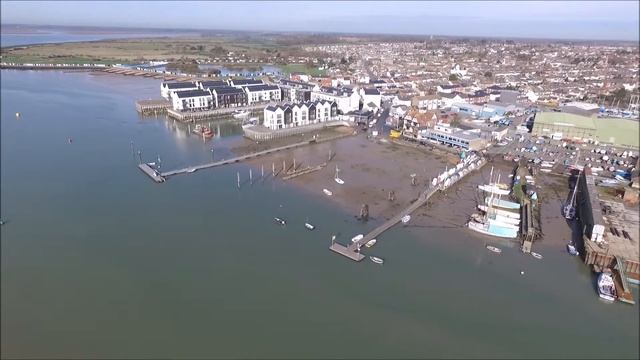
[478,184,510,196]
[567,243,579,256]
[597,270,617,302]
[304,222,315,230]
[274,217,286,226]
[351,234,364,243]
[484,197,521,210]
[323,189,332,196]
[370,256,384,264]
[540,168,552,173]
[365,239,377,248]
[187,168,196,173]
[335,178,345,185]
[487,213,521,226]
[233,110,250,119]
[468,220,518,238]
[242,117,259,129]
[486,245,502,254]
[531,252,543,260]
[478,205,520,219]
[401,215,411,224]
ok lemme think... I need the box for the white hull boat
[531,252,543,260]
[401,215,411,224]
[597,271,617,302]
[335,178,344,185]
[323,189,332,196]
[485,197,521,210]
[487,214,521,227]
[233,110,250,119]
[274,217,286,226]
[370,256,384,264]
[365,239,377,248]
[351,234,364,243]
[567,243,579,256]
[468,220,518,238]
[478,184,510,196]
[486,245,502,254]
[304,222,315,230]
[478,205,520,219]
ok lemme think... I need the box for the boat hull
[468,220,518,238]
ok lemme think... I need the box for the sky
[1,1,639,41]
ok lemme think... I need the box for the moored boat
[486,245,502,254]
[478,184,510,196]
[365,239,377,248]
[468,220,518,238]
[485,197,521,210]
[567,243,579,256]
[597,270,617,302]
[478,205,520,219]
[274,217,286,226]
[323,188,332,196]
[351,234,364,243]
[401,215,411,224]
[370,256,384,264]
[304,222,315,230]
[335,178,345,185]
[233,110,250,119]
[531,252,543,260]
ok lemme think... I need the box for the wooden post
[293,157,296,170]
[237,172,240,189]
[137,150,143,164]
[272,162,275,177]
[283,160,286,173]
[249,168,253,184]
[261,164,264,179]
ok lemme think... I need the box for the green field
[278,63,326,76]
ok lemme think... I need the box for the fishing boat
[484,197,521,210]
[567,243,579,256]
[274,217,286,226]
[401,215,411,224]
[563,170,580,220]
[304,222,315,230]
[531,252,543,260]
[370,256,384,264]
[597,270,617,302]
[486,245,502,254]
[365,239,377,248]
[477,205,520,219]
[351,234,364,243]
[232,110,250,119]
[323,189,332,196]
[334,166,344,185]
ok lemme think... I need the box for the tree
[484,71,492,78]
[448,74,459,82]
[340,57,348,65]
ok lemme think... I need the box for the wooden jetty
[331,158,487,261]
[151,132,353,181]
[282,163,326,180]
[135,99,172,114]
[138,163,165,183]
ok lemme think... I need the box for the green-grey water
[1,70,638,358]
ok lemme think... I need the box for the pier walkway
[140,132,353,182]
[331,158,487,261]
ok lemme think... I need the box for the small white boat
[531,252,543,260]
[370,256,384,264]
[486,245,502,254]
[597,270,617,302]
[540,168,552,173]
[323,189,332,196]
[335,177,345,185]
[304,222,315,230]
[478,184,510,196]
[187,168,196,173]
[365,239,377,248]
[478,205,520,219]
[351,234,364,243]
[232,110,250,119]
[401,215,411,224]
[274,217,286,226]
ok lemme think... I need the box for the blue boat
[485,197,521,210]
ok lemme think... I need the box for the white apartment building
[263,100,337,130]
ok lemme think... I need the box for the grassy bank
[278,63,326,76]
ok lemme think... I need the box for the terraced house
[263,100,337,130]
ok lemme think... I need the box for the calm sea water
[0,31,183,48]
[1,70,638,358]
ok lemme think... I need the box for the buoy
[15,112,20,118]
[520,271,525,275]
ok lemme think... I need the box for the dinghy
[370,256,384,264]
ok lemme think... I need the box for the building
[417,123,486,151]
[170,90,213,111]
[404,110,438,134]
[244,84,281,104]
[437,84,463,94]
[360,88,382,112]
[228,78,264,88]
[263,100,337,130]
[161,82,198,99]
[411,94,442,110]
[439,92,467,108]
[210,86,247,108]
[311,86,361,113]
[196,80,227,90]
[278,79,314,102]
[560,101,601,117]
[371,79,388,89]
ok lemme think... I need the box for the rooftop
[175,90,211,98]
